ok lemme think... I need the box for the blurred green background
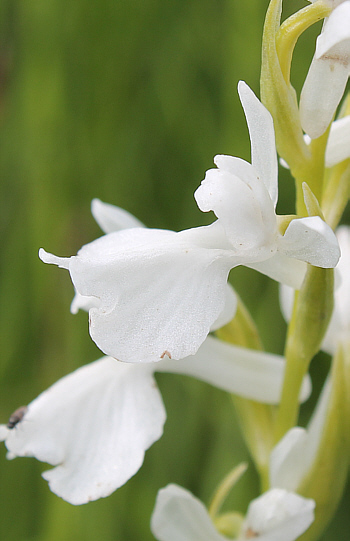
[0,1,348,540]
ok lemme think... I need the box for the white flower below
[0,335,312,504]
[300,1,350,138]
[151,484,315,541]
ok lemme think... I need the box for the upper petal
[300,2,350,138]
[300,56,349,138]
[238,81,278,208]
[91,198,145,233]
[2,357,165,505]
[241,488,315,541]
[151,484,228,541]
[41,224,234,363]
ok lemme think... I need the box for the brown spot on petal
[160,350,171,359]
[245,528,259,538]
[322,53,349,68]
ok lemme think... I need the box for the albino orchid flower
[280,226,350,355]
[150,484,315,541]
[0,337,311,505]
[300,1,350,139]
[39,83,339,363]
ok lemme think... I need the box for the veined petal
[238,81,278,208]
[155,335,312,404]
[325,116,350,167]
[300,2,350,138]
[151,484,228,541]
[1,357,165,505]
[241,488,315,541]
[91,198,145,233]
[40,224,233,363]
[278,216,340,268]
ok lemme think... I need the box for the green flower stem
[274,266,334,443]
[276,1,331,84]
[216,297,275,490]
[322,159,350,230]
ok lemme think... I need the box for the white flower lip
[40,84,340,363]
[151,484,315,541]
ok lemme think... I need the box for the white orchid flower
[280,225,350,356]
[39,82,339,363]
[0,337,311,505]
[300,1,350,139]
[150,484,315,541]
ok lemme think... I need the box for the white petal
[3,357,165,505]
[155,335,312,404]
[91,198,145,233]
[247,253,307,289]
[210,284,237,331]
[316,2,350,59]
[195,156,276,258]
[270,377,331,492]
[300,2,350,138]
[43,225,233,363]
[151,484,227,541]
[322,225,350,353]
[241,488,315,541]
[325,116,350,167]
[300,56,349,138]
[238,81,278,207]
[279,216,340,268]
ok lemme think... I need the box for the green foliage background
[0,1,348,540]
